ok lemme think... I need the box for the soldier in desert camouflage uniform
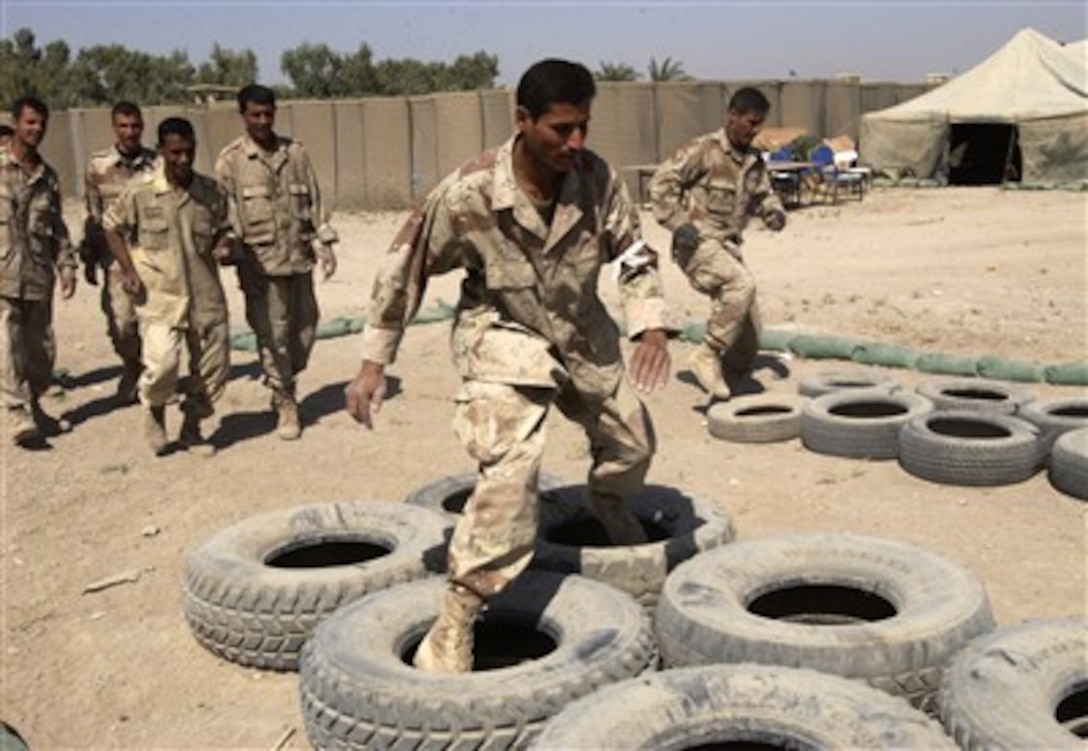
[1,97,78,446]
[103,117,231,457]
[345,59,672,673]
[215,84,338,441]
[81,101,158,402]
[650,87,787,401]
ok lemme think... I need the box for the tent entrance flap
[948,123,1021,185]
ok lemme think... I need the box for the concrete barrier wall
[45,79,933,212]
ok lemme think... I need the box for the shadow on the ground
[679,351,793,415]
[61,392,131,429]
[58,364,121,390]
[300,375,403,428]
[210,375,403,451]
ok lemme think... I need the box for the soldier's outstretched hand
[627,329,671,394]
[345,360,386,429]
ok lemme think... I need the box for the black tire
[299,570,656,750]
[533,664,958,750]
[915,377,1035,415]
[532,484,736,611]
[938,616,1088,750]
[801,388,934,459]
[898,410,1042,487]
[706,394,808,443]
[798,369,899,398]
[403,470,569,521]
[655,532,995,712]
[1049,427,1088,501]
[1019,397,1088,454]
[182,501,450,671]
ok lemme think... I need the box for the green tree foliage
[648,56,693,82]
[0,29,81,107]
[69,45,196,105]
[196,44,259,87]
[282,43,497,97]
[1,26,499,108]
[595,62,640,82]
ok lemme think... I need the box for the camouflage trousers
[139,318,229,418]
[0,296,54,410]
[682,241,762,373]
[102,266,141,368]
[244,272,318,400]
[447,375,656,598]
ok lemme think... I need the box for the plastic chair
[809,144,865,203]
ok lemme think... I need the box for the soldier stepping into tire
[345,58,672,673]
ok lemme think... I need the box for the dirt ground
[2,185,1086,749]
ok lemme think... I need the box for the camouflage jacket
[649,128,783,246]
[360,135,667,399]
[103,164,229,330]
[0,149,76,300]
[214,134,338,277]
[82,144,158,265]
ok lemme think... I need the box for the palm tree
[595,62,639,82]
[648,56,692,82]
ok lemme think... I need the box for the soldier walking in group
[1,97,78,446]
[80,101,158,402]
[215,84,338,441]
[345,59,671,673]
[650,86,787,401]
[103,117,231,457]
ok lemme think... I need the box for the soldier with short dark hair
[345,58,672,673]
[215,83,338,441]
[81,100,158,402]
[650,86,787,401]
[103,117,232,456]
[1,97,78,445]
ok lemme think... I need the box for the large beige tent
[859,28,1088,185]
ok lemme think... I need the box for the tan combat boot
[274,394,301,441]
[180,411,216,458]
[8,406,38,446]
[688,343,732,400]
[414,582,485,673]
[143,405,168,456]
[588,496,649,546]
[31,399,71,437]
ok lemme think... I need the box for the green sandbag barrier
[787,334,861,360]
[673,323,799,353]
[758,328,794,352]
[914,352,980,376]
[976,355,1045,383]
[230,331,258,353]
[225,300,1088,387]
[851,343,920,369]
[1045,361,1088,386]
[229,300,456,353]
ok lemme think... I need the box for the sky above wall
[4,0,1086,86]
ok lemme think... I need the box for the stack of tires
[181,465,1086,749]
[707,370,1087,499]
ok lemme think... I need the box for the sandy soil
[2,185,1086,749]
